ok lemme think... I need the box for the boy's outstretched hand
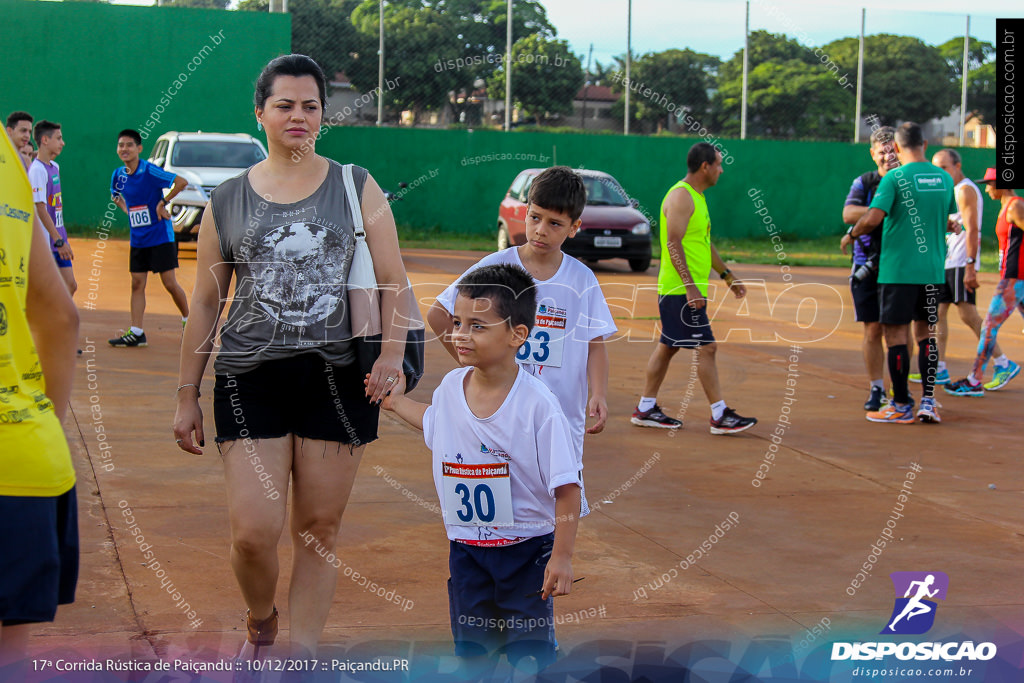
[366,372,406,411]
[540,553,574,600]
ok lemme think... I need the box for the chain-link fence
[226,0,1001,146]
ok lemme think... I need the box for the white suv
[148,132,267,241]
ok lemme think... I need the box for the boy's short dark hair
[34,120,60,145]
[6,111,32,129]
[686,142,719,173]
[527,166,587,222]
[118,129,142,145]
[456,264,536,331]
[894,122,924,149]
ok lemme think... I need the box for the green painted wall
[317,128,1003,242]
[0,0,289,229]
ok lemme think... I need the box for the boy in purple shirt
[28,120,75,295]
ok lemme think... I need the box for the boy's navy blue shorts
[0,487,79,625]
[448,533,556,665]
[658,294,715,348]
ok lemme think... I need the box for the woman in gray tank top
[171,55,411,662]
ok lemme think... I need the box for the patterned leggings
[972,278,1024,378]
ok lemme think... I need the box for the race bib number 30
[128,205,152,228]
[442,462,514,526]
[516,304,566,367]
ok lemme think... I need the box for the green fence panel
[317,128,1004,243]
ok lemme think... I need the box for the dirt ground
[15,240,1024,682]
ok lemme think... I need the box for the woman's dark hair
[254,54,328,110]
[456,264,537,331]
[527,166,587,222]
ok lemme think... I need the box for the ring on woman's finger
[385,376,396,384]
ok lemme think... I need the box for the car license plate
[594,236,622,248]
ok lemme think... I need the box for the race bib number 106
[128,205,152,228]
[441,462,514,526]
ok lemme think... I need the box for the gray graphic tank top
[209,160,368,375]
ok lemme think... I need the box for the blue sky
[544,0,1022,67]
[109,0,1023,68]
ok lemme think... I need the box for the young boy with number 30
[428,166,616,517]
[380,263,581,673]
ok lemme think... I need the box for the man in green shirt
[631,142,757,435]
[851,122,957,425]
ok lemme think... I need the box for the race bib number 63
[442,462,514,526]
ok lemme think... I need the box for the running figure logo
[881,571,949,635]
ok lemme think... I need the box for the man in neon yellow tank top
[631,143,757,434]
[0,128,80,668]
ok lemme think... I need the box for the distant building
[572,84,618,131]
[325,72,377,125]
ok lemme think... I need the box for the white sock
[968,374,981,386]
[710,400,726,421]
[182,316,188,324]
[130,326,144,336]
[638,396,656,413]
[937,361,947,372]
[994,355,1009,368]
[870,378,884,390]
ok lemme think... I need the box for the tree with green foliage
[162,0,230,7]
[609,49,719,133]
[821,34,958,125]
[349,1,465,122]
[353,0,556,120]
[239,0,374,96]
[937,36,997,124]
[710,31,851,139]
[962,61,997,125]
[486,34,583,123]
[937,36,995,80]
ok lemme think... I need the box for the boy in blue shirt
[108,129,189,347]
[383,263,581,674]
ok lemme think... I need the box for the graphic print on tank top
[245,206,355,337]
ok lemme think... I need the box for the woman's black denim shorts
[213,353,379,447]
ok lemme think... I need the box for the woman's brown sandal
[246,606,279,659]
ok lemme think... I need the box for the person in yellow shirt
[0,128,80,668]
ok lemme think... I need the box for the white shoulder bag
[343,163,382,337]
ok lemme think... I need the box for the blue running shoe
[983,361,1021,391]
[909,368,950,384]
[944,378,984,397]
[916,397,941,423]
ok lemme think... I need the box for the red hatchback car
[496,168,653,272]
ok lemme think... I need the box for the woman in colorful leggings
[946,169,1023,396]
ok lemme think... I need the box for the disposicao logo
[882,571,948,635]
[831,571,997,662]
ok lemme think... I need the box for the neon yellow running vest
[658,180,712,296]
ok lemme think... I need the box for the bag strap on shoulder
[342,163,365,239]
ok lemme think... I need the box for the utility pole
[580,43,593,130]
[377,0,385,126]
[624,0,632,135]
